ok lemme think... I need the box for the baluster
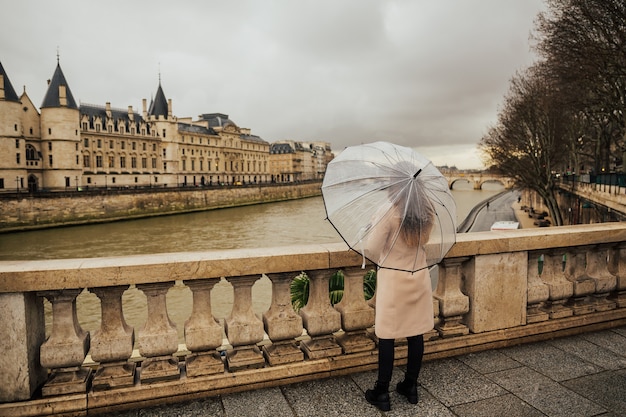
[539,250,573,319]
[136,282,180,383]
[433,257,469,338]
[299,269,342,359]
[224,274,265,371]
[89,285,135,390]
[527,252,549,323]
[609,242,626,307]
[262,272,304,365]
[183,279,224,376]
[585,244,617,311]
[334,267,375,354]
[38,289,91,396]
[564,246,596,315]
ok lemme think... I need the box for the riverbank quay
[1,223,625,416]
[0,181,322,233]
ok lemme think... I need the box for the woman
[364,178,435,412]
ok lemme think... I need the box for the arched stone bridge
[443,172,515,190]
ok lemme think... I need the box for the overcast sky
[1,0,545,169]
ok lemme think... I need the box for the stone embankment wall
[0,182,322,232]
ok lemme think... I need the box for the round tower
[0,61,25,192]
[40,60,81,190]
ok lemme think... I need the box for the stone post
[0,292,46,402]
[539,250,573,319]
[38,289,91,396]
[585,244,617,312]
[183,279,224,376]
[299,269,342,359]
[262,272,304,365]
[526,252,549,323]
[564,246,597,315]
[334,267,375,354]
[136,282,180,383]
[89,286,135,390]
[224,275,266,371]
[609,242,626,307]
[433,257,469,338]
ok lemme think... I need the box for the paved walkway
[105,326,626,417]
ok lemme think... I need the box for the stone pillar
[334,267,375,354]
[224,275,265,371]
[136,282,179,383]
[89,286,135,390]
[539,250,573,319]
[262,272,304,365]
[38,289,91,397]
[564,246,597,315]
[0,292,46,402]
[183,279,224,376]
[299,269,342,359]
[609,242,626,307]
[526,252,549,323]
[586,244,617,312]
[465,252,527,333]
[433,257,470,338]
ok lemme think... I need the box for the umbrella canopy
[322,141,457,273]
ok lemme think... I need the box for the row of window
[83,138,158,152]
[83,155,158,170]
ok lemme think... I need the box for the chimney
[168,99,172,118]
[0,74,4,100]
[142,98,147,118]
[128,105,134,121]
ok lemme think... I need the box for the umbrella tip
[413,169,422,179]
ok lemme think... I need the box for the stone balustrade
[1,224,626,416]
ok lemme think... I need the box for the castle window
[108,125,112,133]
[132,142,136,150]
[49,155,53,166]
[16,153,21,164]
[26,145,37,160]
[121,142,126,150]
[153,144,156,152]
[152,158,157,169]
[142,158,147,169]
[97,139,102,148]
[96,155,103,168]
[76,143,78,151]
[162,129,166,138]
[14,124,18,131]
[131,157,137,169]
[143,143,146,151]
[82,123,88,130]
[84,138,89,147]
[182,160,186,170]
[120,156,126,168]
[15,139,19,148]
[96,125,100,132]
[109,156,115,168]
[110,141,114,149]
[48,142,52,151]
[48,128,51,134]
[0,179,4,189]
[65,177,70,187]
[30,128,33,134]
[83,155,90,168]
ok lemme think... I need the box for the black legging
[377,334,424,386]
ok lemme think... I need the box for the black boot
[396,378,419,404]
[365,381,390,411]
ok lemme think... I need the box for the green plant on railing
[290,269,377,312]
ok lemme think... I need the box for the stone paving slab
[98,326,626,417]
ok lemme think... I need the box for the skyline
[0,0,546,169]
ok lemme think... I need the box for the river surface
[0,181,504,340]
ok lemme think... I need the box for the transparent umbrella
[321,141,457,273]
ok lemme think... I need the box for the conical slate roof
[148,82,168,118]
[41,62,78,109]
[0,61,20,102]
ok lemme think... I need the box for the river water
[0,181,504,340]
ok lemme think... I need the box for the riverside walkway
[103,326,626,417]
[98,196,626,417]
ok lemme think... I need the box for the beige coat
[364,210,434,339]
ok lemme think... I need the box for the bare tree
[480,65,569,225]
[534,0,626,173]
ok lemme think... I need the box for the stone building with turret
[0,59,296,193]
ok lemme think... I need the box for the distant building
[0,59,332,192]
[269,140,332,182]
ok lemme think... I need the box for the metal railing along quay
[1,223,625,416]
